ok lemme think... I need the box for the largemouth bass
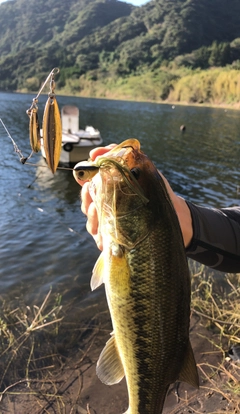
[73,139,199,413]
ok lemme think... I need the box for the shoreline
[11,88,240,111]
[1,311,239,414]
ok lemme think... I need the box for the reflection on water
[0,93,240,312]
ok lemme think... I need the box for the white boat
[41,105,103,166]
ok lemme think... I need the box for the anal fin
[178,341,199,388]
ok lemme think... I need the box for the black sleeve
[185,202,240,272]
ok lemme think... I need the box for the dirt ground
[1,313,239,414]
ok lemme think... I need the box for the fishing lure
[25,68,62,173]
[73,162,100,181]
[42,72,62,174]
[1,67,90,175]
[27,102,41,153]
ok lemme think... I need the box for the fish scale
[124,235,188,412]
[75,139,199,413]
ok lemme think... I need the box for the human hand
[74,144,116,250]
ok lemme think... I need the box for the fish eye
[130,168,140,180]
[74,169,91,181]
[75,170,85,179]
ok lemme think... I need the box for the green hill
[1,0,240,105]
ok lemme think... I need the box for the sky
[0,0,150,5]
[121,0,150,5]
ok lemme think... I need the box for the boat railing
[62,129,102,142]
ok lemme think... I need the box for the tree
[208,41,231,67]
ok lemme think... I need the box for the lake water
[0,92,240,316]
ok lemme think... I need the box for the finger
[92,233,103,251]
[85,201,103,250]
[89,144,117,161]
[81,182,92,215]
[86,201,98,235]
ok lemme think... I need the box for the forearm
[185,202,240,272]
[160,174,193,247]
[162,172,240,272]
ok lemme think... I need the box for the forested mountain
[0,0,240,92]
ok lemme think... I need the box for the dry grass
[0,289,110,413]
[0,289,63,392]
[190,263,240,413]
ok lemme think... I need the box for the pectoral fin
[91,252,105,291]
[96,333,125,385]
[178,341,199,388]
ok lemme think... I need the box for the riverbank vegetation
[57,65,240,107]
